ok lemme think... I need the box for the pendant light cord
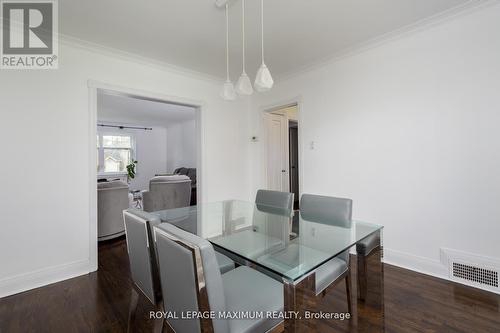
[242,0,246,74]
[225,3,230,81]
[261,0,264,64]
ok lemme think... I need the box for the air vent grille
[452,262,498,288]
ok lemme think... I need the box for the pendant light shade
[236,0,253,95]
[255,63,273,92]
[221,4,236,101]
[236,72,253,95]
[221,80,236,100]
[254,0,273,92]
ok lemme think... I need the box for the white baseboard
[0,248,496,299]
[0,259,91,298]
[383,248,500,295]
[383,248,449,280]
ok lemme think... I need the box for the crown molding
[58,0,498,87]
[275,0,499,83]
[59,34,224,85]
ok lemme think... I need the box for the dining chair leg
[127,288,139,333]
[345,272,352,314]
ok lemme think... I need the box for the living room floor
[0,238,499,333]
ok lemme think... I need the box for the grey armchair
[142,175,191,212]
[154,223,284,333]
[300,194,353,312]
[97,180,129,241]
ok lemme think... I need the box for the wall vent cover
[452,262,498,288]
[442,248,500,294]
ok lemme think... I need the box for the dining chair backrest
[123,209,162,304]
[154,223,229,333]
[300,194,353,262]
[300,194,352,228]
[254,190,294,245]
[255,189,294,212]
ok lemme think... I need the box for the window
[97,133,135,174]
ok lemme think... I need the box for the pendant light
[235,0,253,95]
[221,4,236,100]
[254,0,273,92]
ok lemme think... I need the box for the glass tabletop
[152,200,383,282]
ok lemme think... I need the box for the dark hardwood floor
[0,238,499,333]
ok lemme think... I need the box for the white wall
[166,119,197,172]
[0,41,251,297]
[97,122,168,191]
[250,4,500,281]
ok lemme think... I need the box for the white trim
[87,80,205,108]
[89,85,98,272]
[263,112,289,192]
[277,0,499,82]
[58,1,497,85]
[383,248,449,280]
[88,80,205,272]
[384,247,500,295]
[260,97,304,199]
[60,34,222,84]
[0,260,90,298]
[440,247,500,268]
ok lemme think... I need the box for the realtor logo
[1,0,58,69]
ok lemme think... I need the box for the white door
[265,113,289,192]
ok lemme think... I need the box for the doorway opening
[264,103,300,209]
[88,82,203,271]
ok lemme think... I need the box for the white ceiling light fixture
[220,3,236,101]
[235,0,253,96]
[254,0,273,92]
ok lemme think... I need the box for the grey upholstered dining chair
[154,223,284,333]
[123,209,164,333]
[97,180,129,240]
[142,175,192,212]
[300,194,353,313]
[356,232,381,301]
[255,189,294,211]
[123,209,235,333]
[254,189,295,244]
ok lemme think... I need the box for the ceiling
[61,0,470,80]
[97,91,196,126]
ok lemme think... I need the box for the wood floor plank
[0,238,498,333]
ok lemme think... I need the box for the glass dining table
[152,200,384,332]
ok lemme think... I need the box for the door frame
[263,112,289,192]
[88,80,205,272]
[261,97,304,201]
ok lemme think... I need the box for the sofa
[174,167,197,205]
